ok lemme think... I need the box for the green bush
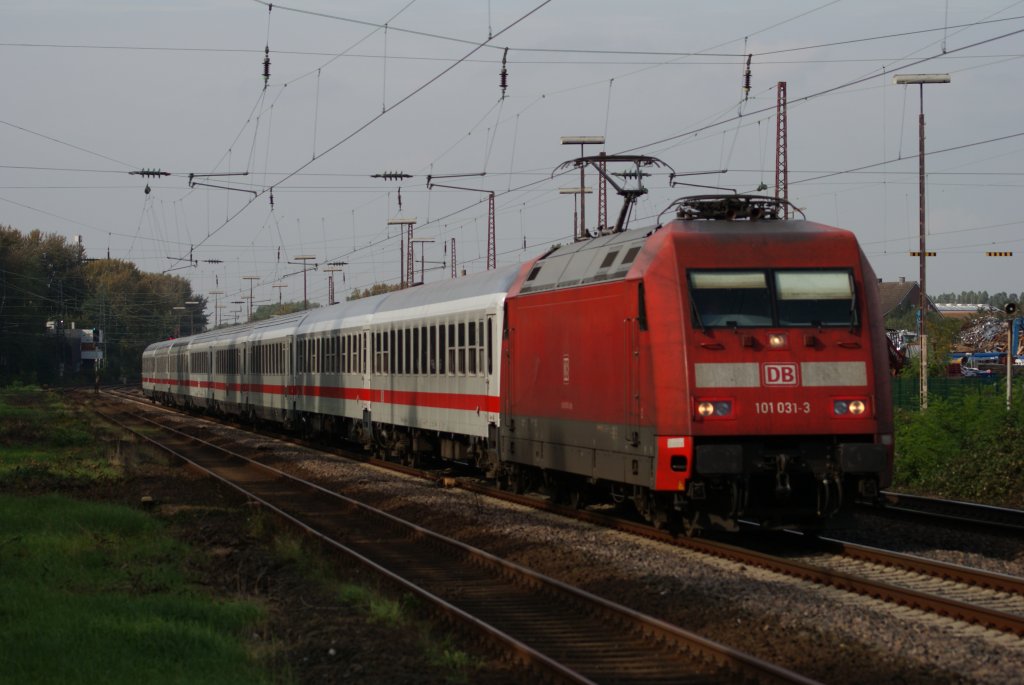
[894,389,1024,506]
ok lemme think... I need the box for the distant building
[45,322,103,376]
[876,277,939,318]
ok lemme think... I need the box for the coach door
[485,314,498,422]
[361,328,373,413]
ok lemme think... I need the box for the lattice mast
[406,223,415,286]
[775,81,789,219]
[487,193,496,270]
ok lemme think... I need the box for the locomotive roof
[518,229,649,295]
[516,216,859,296]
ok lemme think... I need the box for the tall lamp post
[894,73,950,411]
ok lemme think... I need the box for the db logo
[762,362,799,386]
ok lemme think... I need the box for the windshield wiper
[691,299,708,333]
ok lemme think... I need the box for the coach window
[467,321,477,374]
[402,328,410,375]
[774,270,857,327]
[448,323,456,374]
[458,322,466,374]
[438,323,447,374]
[372,332,379,374]
[387,330,394,374]
[429,325,437,374]
[689,271,771,328]
[394,329,402,374]
[477,319,485,375]
[413,326,420,374]
[419,326,428,375]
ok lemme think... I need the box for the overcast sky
[3,0,1023,318]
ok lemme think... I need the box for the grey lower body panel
[500,414,655,487]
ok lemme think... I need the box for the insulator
[397,187,403,211]
[500,48,509,98]
[269,190,275,208]
[263,45,271,86]
[742,54,752,100]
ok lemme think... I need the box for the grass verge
[0,493,269,685]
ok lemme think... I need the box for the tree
[347,282,404,301]
[82,259,202,381]
[0,226,85,384]
[252,301,320,321]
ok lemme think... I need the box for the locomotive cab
[647,196,893,531]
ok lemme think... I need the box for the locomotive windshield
[689,269,857,328]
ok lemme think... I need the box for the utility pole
[208,290,223,328]
[290,256,317,310]
[411,239,435,284]
[775,81,788,218]
[893,73,950,410]
[272,283,287,306]
[387,218,417,288]
[561,136,604,241]
[323,263,346,305]
[242,276,259,322]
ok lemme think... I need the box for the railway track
[874,491,1024,535]
[467,482,1024,637]
[96,389,1024,638]
[86,391,817,685]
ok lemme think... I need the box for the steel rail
[875,491,1024,534]
[87,396,818,685]
[101,390,1024,637]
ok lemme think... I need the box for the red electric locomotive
[499,194,892,532]
[143,166,892,535]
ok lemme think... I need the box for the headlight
[697,400,732,418]
[767,333,788,349]
[834,398,868,416]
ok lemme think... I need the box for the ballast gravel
[233,435,1024,685]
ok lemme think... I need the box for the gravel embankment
[227,433,1024,685]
